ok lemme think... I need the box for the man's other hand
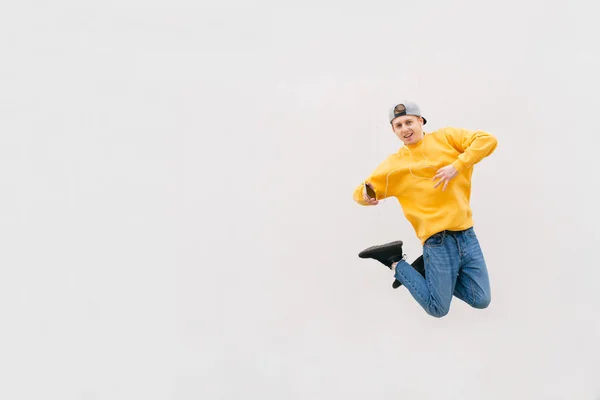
[433,165,458,191]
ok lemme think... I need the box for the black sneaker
[392,255,425,289]
[358,240,405,269]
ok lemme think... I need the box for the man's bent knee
[426,304,450,318]
[471,294,491,309]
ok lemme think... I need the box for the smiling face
[391,115,425,145]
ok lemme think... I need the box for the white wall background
[1,1,598,399]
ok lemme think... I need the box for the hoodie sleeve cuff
[452,159,465,172]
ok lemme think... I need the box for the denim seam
[423,247,445,313]
[395,263,425,300]
[468,277,476,306]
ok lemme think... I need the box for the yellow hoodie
[353,127,498,244]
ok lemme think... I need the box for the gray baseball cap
[389,101,427,125]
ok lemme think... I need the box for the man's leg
[393,255,424,289]
[393,231,461,318]
[452,228,491,309]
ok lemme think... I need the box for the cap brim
[389,114,427,125]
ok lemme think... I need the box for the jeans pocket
[465,227,477,238]
[425,232,444,248]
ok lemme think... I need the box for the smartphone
[364,182,376,199]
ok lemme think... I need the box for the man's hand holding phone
[363,183,379,205]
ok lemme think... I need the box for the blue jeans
[393,227,491,318]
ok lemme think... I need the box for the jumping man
[353,101,498,318]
